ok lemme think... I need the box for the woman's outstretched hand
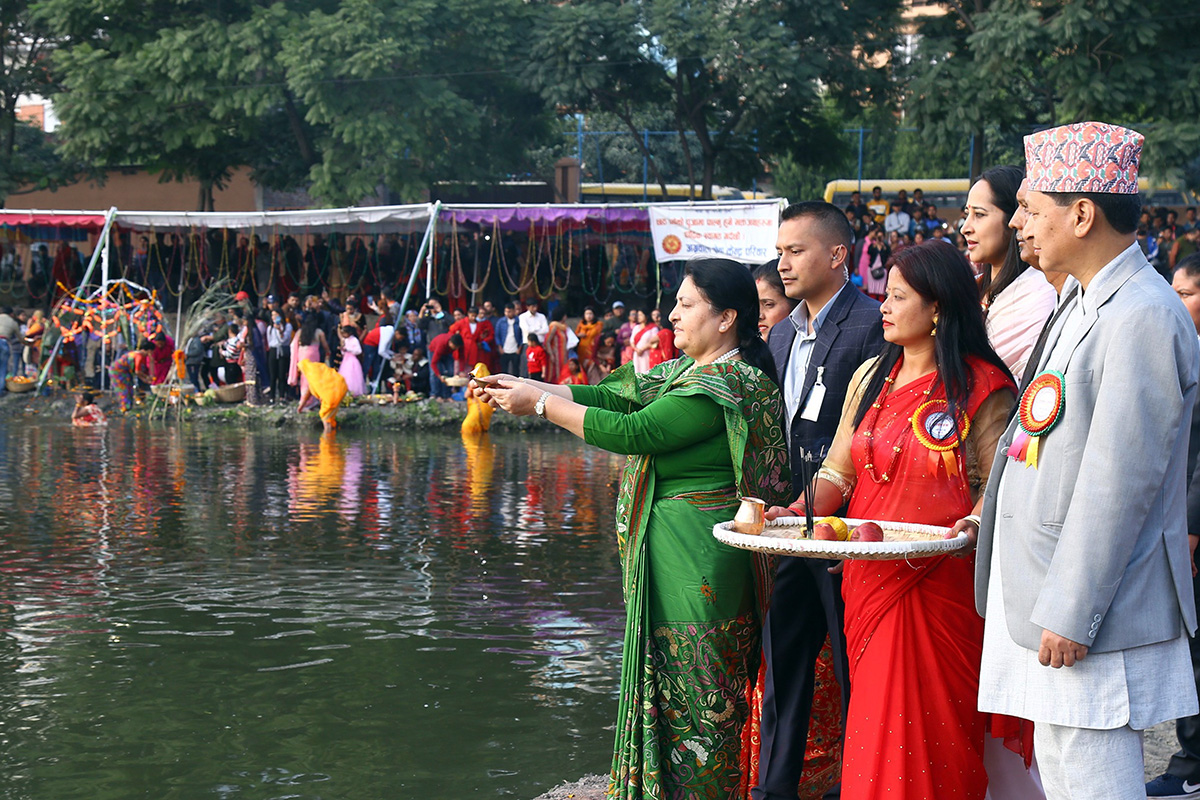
[469,373,510,409]
[475,375,540,416]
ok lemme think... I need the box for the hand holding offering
[483,376,541,416]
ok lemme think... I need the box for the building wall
[11,167,261,213]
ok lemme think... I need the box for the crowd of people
[473,122,1200,800]
[168,289,681,409]
[843,183,1200,303]
[0,277,682,415]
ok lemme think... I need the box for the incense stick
[800,448,816,536]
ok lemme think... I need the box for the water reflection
[0,421,625,799]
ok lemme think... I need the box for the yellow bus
[824,179,970,217]
[581,182,772,203]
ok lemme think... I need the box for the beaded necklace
[861,358,933,483]
[696,347,740,369]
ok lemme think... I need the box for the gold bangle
[963,514,982,529]
[817,466,855,502]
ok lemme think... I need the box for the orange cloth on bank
[830,356,1016,800]
[296,359,348,427]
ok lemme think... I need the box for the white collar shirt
[783,283,847,429]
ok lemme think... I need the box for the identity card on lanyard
[800,366,826,422]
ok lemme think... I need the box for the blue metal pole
[642,130,649,202]
[597,137,605,190]
[857,128,865,193]
[576,114,584,166]
[752,129,759,197]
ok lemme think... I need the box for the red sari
[543,322,569,385]
[648,327,676,369]
[839,356,1013,800]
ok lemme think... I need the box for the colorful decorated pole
[99,218,111,388]
[35,206,118,393]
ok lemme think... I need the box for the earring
[720,324,728,332]
[930,315,939,337]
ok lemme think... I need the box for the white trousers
[983,735,1044,800]
[1033,721,1144,800]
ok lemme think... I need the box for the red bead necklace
[861,359,933,484]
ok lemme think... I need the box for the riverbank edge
[532,774,607,800]
[0,388,562,432]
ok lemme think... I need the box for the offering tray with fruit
[713,516,969,561]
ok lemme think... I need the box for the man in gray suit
[963,122,1200,799]
[755,202,883,800]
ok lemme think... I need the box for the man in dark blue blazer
[755,202,884,800]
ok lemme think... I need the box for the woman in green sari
[477,259,791,799]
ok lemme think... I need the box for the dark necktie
[1017,284,1080,396]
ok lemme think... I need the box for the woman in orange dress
[574,306,603,373]
[768,242,1021,799]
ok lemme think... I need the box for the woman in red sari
[149,331,175,385]
[768,242,1020,799]
[543,306,571,385]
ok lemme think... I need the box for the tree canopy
[31,0,552,208]
[524,0,899,199]
[5,0,1200,207]
[0,0,73,204]
[906,0,1200,181]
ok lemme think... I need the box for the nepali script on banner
[648,204,779,263]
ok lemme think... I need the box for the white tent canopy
[112,204,432,234]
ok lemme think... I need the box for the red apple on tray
[851,522,884,542]
[812,522,839,541]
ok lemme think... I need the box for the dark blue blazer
[492,316,524,352]
[768,285,884,494]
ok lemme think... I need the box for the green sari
[570,357,790,800]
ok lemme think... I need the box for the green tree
[525,0,900,200]
[0,0,65,204]
[34,0,555,208]
[906,0,1200,183]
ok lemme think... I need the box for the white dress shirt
[783,284,847,430]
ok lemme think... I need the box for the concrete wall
[11,167,260,213]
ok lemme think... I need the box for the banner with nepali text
[648,203,779,264]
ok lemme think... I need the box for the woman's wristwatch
[535,391,551,418]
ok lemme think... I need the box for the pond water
[0,421,626,799]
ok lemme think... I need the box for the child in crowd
[72,392,107,427]
[410,347,431,396]
[559,357,588,386]
[220,322,244,381]
[337,325,365,396]
[525,333,547,382]
[388,345,414,402]
[592,331,618,383]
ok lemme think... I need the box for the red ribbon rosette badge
[911,399,970,477]
[1007,369,1065,468]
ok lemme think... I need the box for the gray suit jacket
[977,244,1199,653]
